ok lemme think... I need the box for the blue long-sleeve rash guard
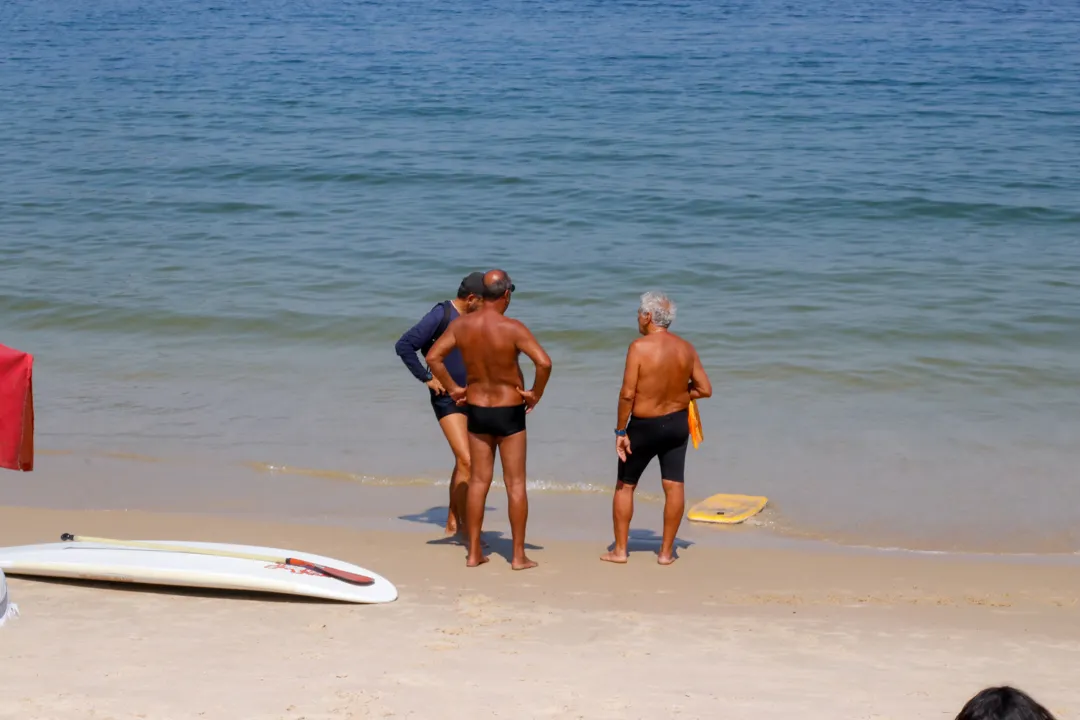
[394,302,467,387]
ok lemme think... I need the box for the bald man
[427,270,552,570]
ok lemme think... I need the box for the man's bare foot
[444,524,458,536]
[599,550,628,564]
[466,554,490,568]
[657,553,677,565]
[511,556,538,571]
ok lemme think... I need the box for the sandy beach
[4,0,1080,716]
[2,505,1078,719]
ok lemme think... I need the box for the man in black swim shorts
[616,410,690,487]
[394,271,485,537]
[601,291,712,566]
[426,270,552,571]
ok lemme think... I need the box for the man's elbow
[619,389,635,404]
[424,350,441,367]
[537,355,553,371]
[696,384,713,399]
[396,330,425,358]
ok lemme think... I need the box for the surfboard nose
[0,569,17,627]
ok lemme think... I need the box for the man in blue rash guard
[394,271,486,538]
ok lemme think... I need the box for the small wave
[817,196,1080,224]
[163,163,528,189]
[103,452,163,463]
[245,462,420,486]
[186,201,273,214]
[0,295,389,345]
[244,461,662,500]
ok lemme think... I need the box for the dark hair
[456,271,485,299]
[956,687,1057,720]
[482,274,512,301]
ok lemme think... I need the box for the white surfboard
[0,539,397,604]
[0,569,17,626]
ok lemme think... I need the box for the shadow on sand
[7,576,343,604]
[606,528,694,560]
[398,505,491,529]
[446,530,544,567]
[399,506,544,566]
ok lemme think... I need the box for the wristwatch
[424,370,434,382]
[614,428,627,437]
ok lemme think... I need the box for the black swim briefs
[430,389,467,421]
[466,404,527,437]
[617,409,690,484]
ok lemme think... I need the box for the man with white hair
[601,291,712,565]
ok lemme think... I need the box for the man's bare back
[450,309,534,408]
[624,331,705,418]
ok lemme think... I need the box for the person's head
[956,687,1057,720]
[457,271,486,312]
[638,291,676,335]
[482,269,515,312]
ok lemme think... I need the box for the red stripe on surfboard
[285,558,374,585]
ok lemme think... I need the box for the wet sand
[1,505,1078,719]
[11,451,1080,555]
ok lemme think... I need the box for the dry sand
[1,505,1078,719]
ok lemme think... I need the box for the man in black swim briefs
[395,271,485,537]
[465,402,527,438]
[426,269,552,571]
[600,291,712,566]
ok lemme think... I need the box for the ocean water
[2,0,1078,553]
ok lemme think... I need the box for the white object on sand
[0,538,397,604]
[0,569,18,626]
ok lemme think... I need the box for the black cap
[457,271,486,298]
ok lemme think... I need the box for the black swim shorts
[430,389,467,421]
[617,409,690,484]
[466,404,527,437]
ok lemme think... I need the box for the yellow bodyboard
[687,493,768,524]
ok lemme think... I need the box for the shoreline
[2,506,1079,617]
[7,448,1080,557]
[2,505,1079,719]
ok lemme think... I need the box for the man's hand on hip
[517,386,541,413]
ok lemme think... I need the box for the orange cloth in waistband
[688,399,703,450]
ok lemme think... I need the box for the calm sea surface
[2,0,1078,552]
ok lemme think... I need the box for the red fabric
[0,344,34,471]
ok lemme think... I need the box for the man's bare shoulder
[628,335,661,360]
[635,332,697,359]
[669,334,701,363]
[670,331,697,351]
[447,313,475,333]
[500,316,534,336]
